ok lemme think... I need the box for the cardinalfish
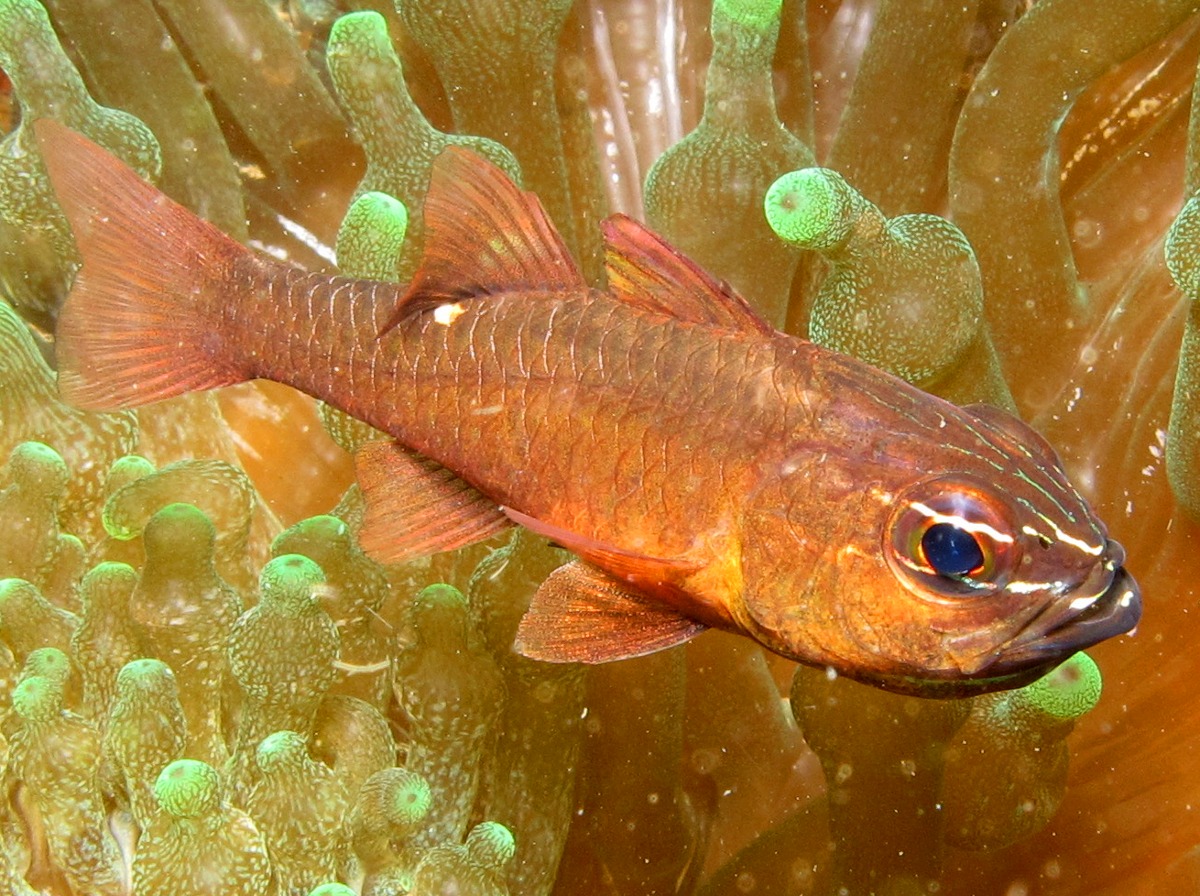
[36,120,1140,697]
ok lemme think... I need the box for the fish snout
[1008,539,1137,666]
[987,539,1141,673]
[1052,561,1141,651]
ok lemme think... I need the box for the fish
[34,119,1141,697]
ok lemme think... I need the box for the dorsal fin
[384,147,584,329]
[602,214,775,335]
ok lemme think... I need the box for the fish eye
[884,475,1020,600]
[919,522,985,578]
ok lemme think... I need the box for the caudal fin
[35,119,253,411]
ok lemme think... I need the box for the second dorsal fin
[602,214,775,335]
[384,147,584,329]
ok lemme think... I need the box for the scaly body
[37,121,1140,695]
[249,272,792,573]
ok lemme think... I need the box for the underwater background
[1,0,1199,893]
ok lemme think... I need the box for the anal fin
[355,440,513,564]
[515,561,707,663]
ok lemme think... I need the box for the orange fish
[36,120,1140,696]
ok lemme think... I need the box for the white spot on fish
[908,501,1015,544]
[1007,579,1062,595]
[1045,523,1103,556]
[433,303,466,326]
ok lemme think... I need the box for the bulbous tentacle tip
[259,553,327,602]
[415,581,468,608]
[1020,650,1103,722]
[154,758,222,818]
[714,0,784,32]
[465,819,517,869]
[114,657,175,693]
[0,577,40,608]
[141,502,217,556]
[372,766,433,827]
[764,168,859,250]
[336,190,410,281]
[326,9,397,95]
[78,560,137,603]
[11,673,63,721]
[20,645,69,685]
[255,729,307,772]
[6,441,68,491]
[307,885,357,896]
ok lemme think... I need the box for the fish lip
[989,563,1142,672]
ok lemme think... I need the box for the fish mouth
[992,563,1141,670]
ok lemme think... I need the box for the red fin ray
[35,120,252,410]
[602,214,775,335]
[384,147,584,329]
[514,560,707,663]
[355,440,513,564]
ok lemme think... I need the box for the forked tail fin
[35,119,255,411]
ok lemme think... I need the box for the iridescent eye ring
[884,475,1021,601]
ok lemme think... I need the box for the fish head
[734,365,1141,697]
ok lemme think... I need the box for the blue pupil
[920,523,984,578]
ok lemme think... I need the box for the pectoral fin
[501,505,700,586]
[355,440,513,563]
[515,560,708,663]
